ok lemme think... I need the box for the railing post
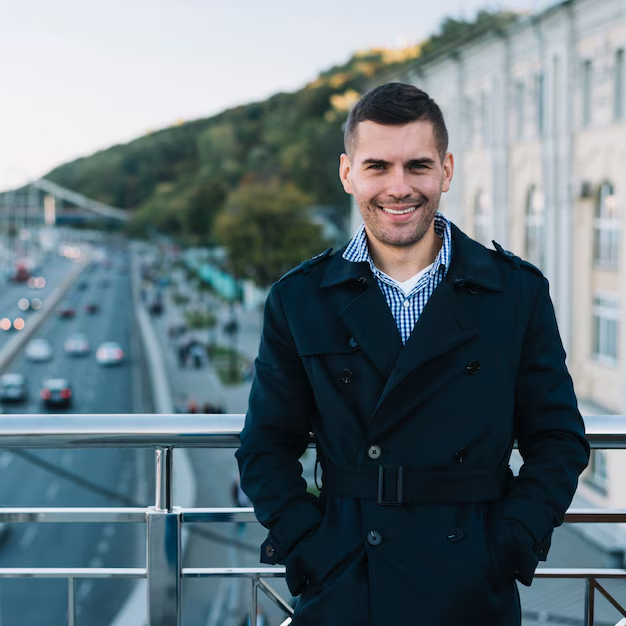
[68,576,75,626]
[155,447,173,512]
[585,577,595,626]
[250,576,258,626]
[147,447,181,626]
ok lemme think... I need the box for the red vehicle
[57,304,76,319]
[10,262,30,283]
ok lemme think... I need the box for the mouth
[379,204,420,216]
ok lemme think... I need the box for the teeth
[382,206,416,215]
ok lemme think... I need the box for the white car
[0,373,27,403]
[96,341,124,366]
[64,333,90,356]
[25,339,52,362]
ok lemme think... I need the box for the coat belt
[323,465,510,505]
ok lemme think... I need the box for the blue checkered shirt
[343,213,453,344]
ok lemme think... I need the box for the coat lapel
[374,224,505,413]
[321,251,402,381]
[375,278,478,411]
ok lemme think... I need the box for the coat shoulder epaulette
[277,248,333,284]
[492,241,543,278]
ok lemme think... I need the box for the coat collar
[446,223,504,292]
[320,222,504,292]
[317,222,504,414]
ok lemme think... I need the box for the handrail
[0,413,622,626]
[0,413,619,447]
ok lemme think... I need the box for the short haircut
[344,82,449,160]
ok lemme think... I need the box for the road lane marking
[19,526,37,549]
[45,482,60,501]
[0,453,12,469]
[96,540,110,555]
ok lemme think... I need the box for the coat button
[447,529,464,543]
[340,369,353,384]
[368,445,382,459]
[264,544,276,559]
[367,530,382,546]
[348,337,359,348]
[455,448,467,463]
[466,360,480,375]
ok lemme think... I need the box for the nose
[386,168,412,199]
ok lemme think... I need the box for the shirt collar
[343,212,453,279]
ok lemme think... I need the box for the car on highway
[96,341,124,366]
[0,373,27,403]
[57,303,76,319]
[25,338,53,362]
[84,301,99,314]
[64,333,90,356]
[40,378,73,408]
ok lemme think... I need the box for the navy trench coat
[236,224,590,626]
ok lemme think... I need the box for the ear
[441,152,454,193]
[339,153,354,195]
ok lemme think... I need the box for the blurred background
[0,0,624,624]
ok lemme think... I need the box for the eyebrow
[362,157,436,167]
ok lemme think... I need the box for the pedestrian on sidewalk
[236,82,589,626]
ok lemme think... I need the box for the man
[236,82,589,625]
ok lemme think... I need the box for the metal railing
[0,413,624,626]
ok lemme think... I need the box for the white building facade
[351,0,626,541]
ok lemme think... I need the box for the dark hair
[344,82,448,160]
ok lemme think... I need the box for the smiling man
[236,82,589,626]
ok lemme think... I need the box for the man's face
[339,120,454,250]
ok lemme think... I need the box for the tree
[214,180,328,287]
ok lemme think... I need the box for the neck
[367,223,441,282]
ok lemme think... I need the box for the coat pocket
[295,546,365,614]
[483,507,512,587]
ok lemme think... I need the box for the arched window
[594,182,620,269]
[524,185,545,269]
[474,190,492,246]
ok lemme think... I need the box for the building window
[474,190,492,246]
[464,97,475,147]
[615,49,625,120]
[593,182,620,269]
[536,73,544,135]
[582,59,593,127]
[585,450,608,495]
[480,92,489,146]
[515,81,524,139]
[592,293,619,364]
[525,185,545,269]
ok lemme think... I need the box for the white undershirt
[380,262,434,296]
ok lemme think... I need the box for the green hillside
[46,9,517,251]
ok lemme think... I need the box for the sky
[0,0,550,191]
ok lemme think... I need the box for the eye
[366,163,385,170]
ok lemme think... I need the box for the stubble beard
[359,189,442,249]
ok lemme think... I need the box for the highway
[0,244,154,626]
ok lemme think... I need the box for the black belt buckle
[378,465,403,505]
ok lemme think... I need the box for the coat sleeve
[498,276,590,585]
[235,282,321,565]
